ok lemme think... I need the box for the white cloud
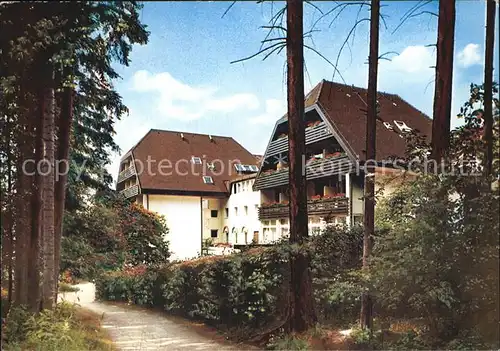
[248,99,286,125]
[390,45,435,74]
[457,43,481,67]
[131,70,260,121]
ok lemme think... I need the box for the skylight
[203,176,214,184]
[249,165,259,172]
[191,156,202,164]
[394,120,412,133]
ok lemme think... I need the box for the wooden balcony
[253,155,354,190]
[258,197,348,220]
[117,165,136,183]
[266,122,332,157]
[121,184,139,199]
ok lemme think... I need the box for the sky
[108,0,499,183]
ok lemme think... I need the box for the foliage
[2,302,113,350]
[266,332,310,350]
[370,83,500,347]
[62,192,170,280]
[58,282,80,293]
[95,226,363,338]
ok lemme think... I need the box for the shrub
[95,227,364,336]
[2,302,113,351]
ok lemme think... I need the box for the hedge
[95,226,364,335]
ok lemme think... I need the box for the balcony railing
[266,122,332,157]
[258,197,348,220]
[117,164,136,183]
[121,184,139,199]
[253,155,354,190]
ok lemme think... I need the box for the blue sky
[108,0,498,180]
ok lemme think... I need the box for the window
[225,208,229,218]
[244,206,248,215]
[234,207,238,216]
[249,165,259,172]
[203,176,213,184]
[211,210,218,218]
[237,183,241,192]
[234,164,244,172]
[394,120,412,133]
[383,121,394,130]
[210,229,218,238]
[191,156,202,164]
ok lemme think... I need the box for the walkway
[59,282,258,351]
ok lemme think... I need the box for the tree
[483,0,497,176]
[431,0,456,161]
[286,0,316,332]
[0,1,149,311]
[360,0,380,331]
[41,67,56,310]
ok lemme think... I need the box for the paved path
[59,283,257,351]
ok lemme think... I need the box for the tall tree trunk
[41,69,56,310]
[14,102,33,307]
[360,0,380,331]
[53,86,73,302]
[483,0,496,176]
[286,0,316,332]
[1,115,14,309]
[431,0,456,162]
[27,98,45,312]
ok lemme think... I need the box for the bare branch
[221,1,236,19]
[262,43,286,61]
[304,44,346,84]
[392,0,433,34]
[330,18,370,82]
[305,0,323,15]
[230,41,284,64]
[378,51,399,61]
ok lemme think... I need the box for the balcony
[258,197,348,220]
[121,184,139,199]
[266,122,332,157]
[117,164,136,183]
[254,155,354,190]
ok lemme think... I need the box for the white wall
[147,194,201,261]
[222,179,261,245]
[202,198,224,243]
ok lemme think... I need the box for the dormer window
[191,156,202,164]
[383,122,394,130]
[203,176,213,184]
[394,120,412,133]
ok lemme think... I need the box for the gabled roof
[267,79,432,161]
[125,129,258,194]
[313,80,432,161]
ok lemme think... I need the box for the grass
[2,302,115,351]
[74,307,116,350]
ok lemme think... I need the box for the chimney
[180,133,185,140]
[209,135,213,142]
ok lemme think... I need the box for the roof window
[203,176,214,184]
[191,156,202,164]
[394,120,412,133]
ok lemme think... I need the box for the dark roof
[128,129,258,194]
[313,80,432,160]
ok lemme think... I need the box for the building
[253,80,432,236]
[116,129,261,260]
